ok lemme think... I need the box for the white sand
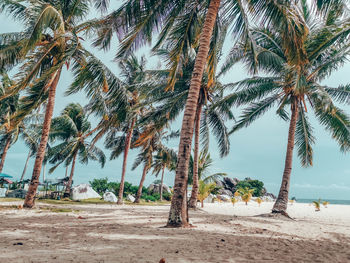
[0,201,349,262]
[200,201,350,241]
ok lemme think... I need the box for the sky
[1,3,350,200]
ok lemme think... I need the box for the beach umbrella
[0,173,12,178]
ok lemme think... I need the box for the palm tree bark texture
[117,118,136,205]
[159,166,165,202]
[167,0,221,227]
[272,97,299,214]
[20,151,31,182]
[0,136,11,173]
[24,69,62,208]
[134,164,148,203]
[189,103,203,208]
[64,151,78,198]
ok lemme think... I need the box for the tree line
[0,0,350,228]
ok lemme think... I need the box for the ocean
[296,199,350,205]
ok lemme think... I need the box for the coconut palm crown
[219,3,350,214]
[0,0,126,208]
[48,103,106,197]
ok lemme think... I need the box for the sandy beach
[0,201,349,263]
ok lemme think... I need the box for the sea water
[296,199,350,205]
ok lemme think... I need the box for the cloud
[293,183,350,191]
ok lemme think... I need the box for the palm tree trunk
[272,98,299,214]
[189,103,202,209]
[117,118,136,205]
[20,151,31,182]
[24,69,62,208]
[42,163,46,183]
[64,151,78,198]
[134,164,148,203]
[0,136,11,173]
[167,0,221,227]
[160,166,165,202]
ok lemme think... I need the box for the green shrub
[90,178,109,195]
[162,192,172,201]
[143,195,157,202]
[236,179,264,197]
[90,179,150,198]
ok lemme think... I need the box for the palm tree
[219,3,350,215]
[236,187,254,205]
[0,74,36,174]
[0,0,118,208]
[313,199,321,211]
[132,127,177,203]
[79,55,149,205]
[20,117,43,182]
[0,74,19,173]
[48,103,105,197]
[188,149,226,207]
[197,180,216,208]
[152,147,177,201]
[143,39,233,208]
[97,0,309,226]
[188,149,227,185]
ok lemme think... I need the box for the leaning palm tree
[0,0,121,208]
[85,55,149,205]
[132,127,177,203]
[143,42,233,209]
[48,103,105,197]
[152,147,177,201]
[0,74,19,173]
[20,117,43,182]
[0,73,36,174]
[219,3,350,215]
[93,0,309,227]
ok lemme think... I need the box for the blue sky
[1,3,350,200]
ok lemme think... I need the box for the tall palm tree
[152,147,177,201]
[81,55,149,205]
[48,103,105,197]
[142,42,233,208]
[0,74,18,173]
[95,0,309,226]
[20,117,43,182]
[0,73,36,174]
[0,0,119,208]
[132,127,178,203]
[219,3,350,214]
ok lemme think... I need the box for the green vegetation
[313,199,322,212]
[197,180,216,208]
[236,187,255,205]
[90,178,171,202]
[236,179,264,197]
[255,197,263,206]
[0,0,349,227]
[48,103,106,197]
[231,197,238,206]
